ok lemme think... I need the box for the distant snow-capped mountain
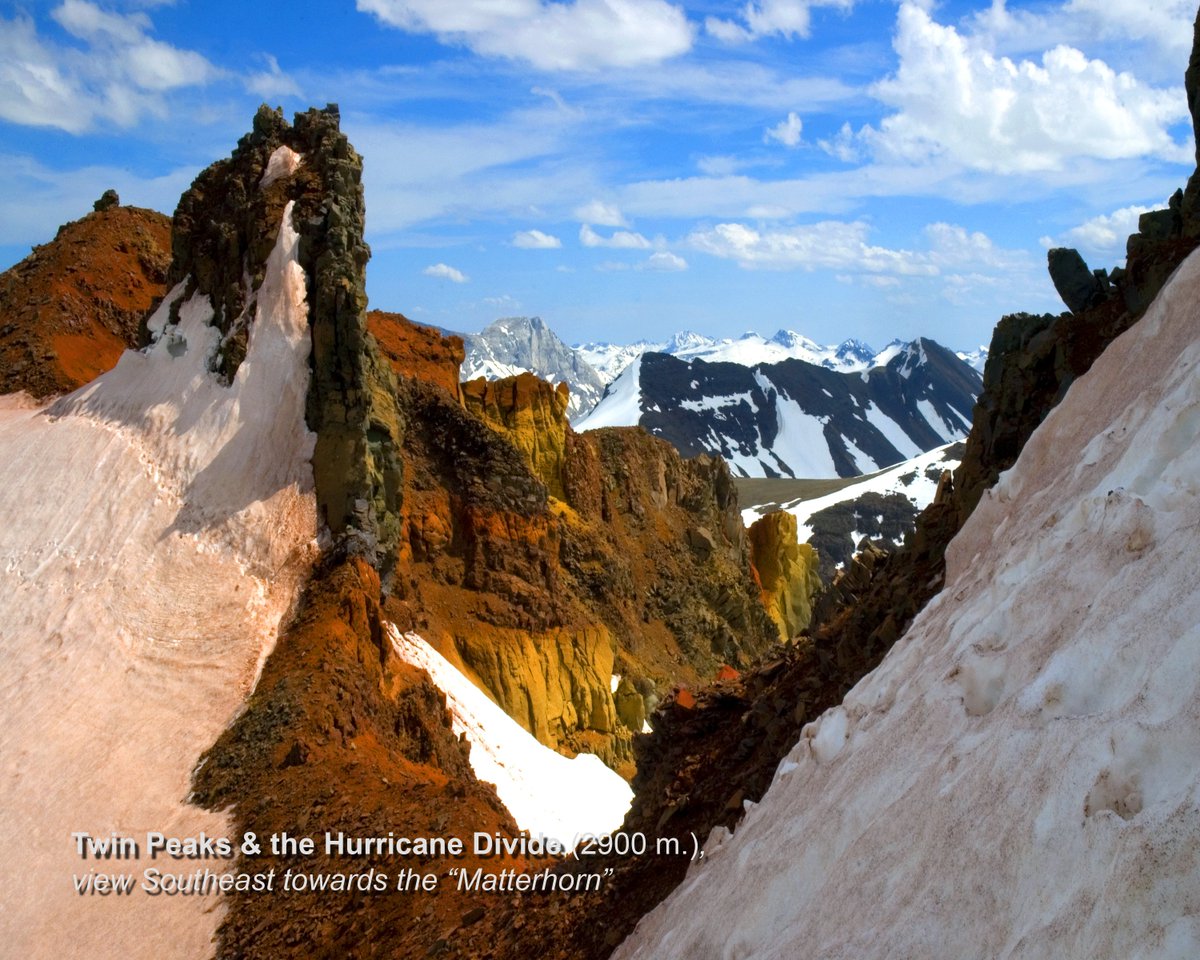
[461,316,607,421]
[578,337,982,480]
[575,330,895,384]
[956,345,989,374]
[460,317,986,444]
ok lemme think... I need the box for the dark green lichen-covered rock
[169,104,404,577]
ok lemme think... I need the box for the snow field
[576,354,644,430]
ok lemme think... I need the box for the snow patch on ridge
[616,250,1200,960]
[387,627,632,846]
[745,442,961,540]
[260,145,303,188]
[768,396,837,478]
[863,401,923,460]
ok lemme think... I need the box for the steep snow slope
[741,441,962,540]
[572,355,644,429]
[615,251,1200,959]
[387,627,632,846]
[0,202,318,960]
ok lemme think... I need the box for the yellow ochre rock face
[463,372,571,500]
[748,510,822,641]
[440,622,619,751]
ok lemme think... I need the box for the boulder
[1047,247,1107,314]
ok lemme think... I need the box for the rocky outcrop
[92,189,119,213]
[463,372,571,499]
[747,511,821,640]
[0,203,170,398]
[193,556,528,959]
[368,309,465,401]
[171,104,404,573]
[1047,247,1108,314]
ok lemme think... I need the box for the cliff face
[370,323,776,773]
[368,309,465,402]
[463,372,571,499]
[171,104,404,573]
[0,201,170,398]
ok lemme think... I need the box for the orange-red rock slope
[0,202,170,398]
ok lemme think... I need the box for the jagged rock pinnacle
[170,104,404,576]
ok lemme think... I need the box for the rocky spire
[170,104,404,575]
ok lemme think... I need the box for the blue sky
[1,0,1195,351]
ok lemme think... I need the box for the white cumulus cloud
[1061,203,1157,251]
[574,199,628,226]
[764,111,803,147]
[0,2,218,133]
[862,2,1189,174]
[512,229,563,248]
[706,0,854,42]
[642,251,688,271]
[688,220,937,274]
[924,222,1030,270]
[356,0,694,71]
[580,223,652,249]
[688,219,1029,279]
[423,262,469,283]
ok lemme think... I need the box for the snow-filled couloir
[0,199,319,960]
[614,250,1200,958]
[387,627,632,846]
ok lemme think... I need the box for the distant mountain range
[461,319,988,424]
[577,337,982,479]
[579,330,988,382]
[576,330,881,382]
[459,317,985,476]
